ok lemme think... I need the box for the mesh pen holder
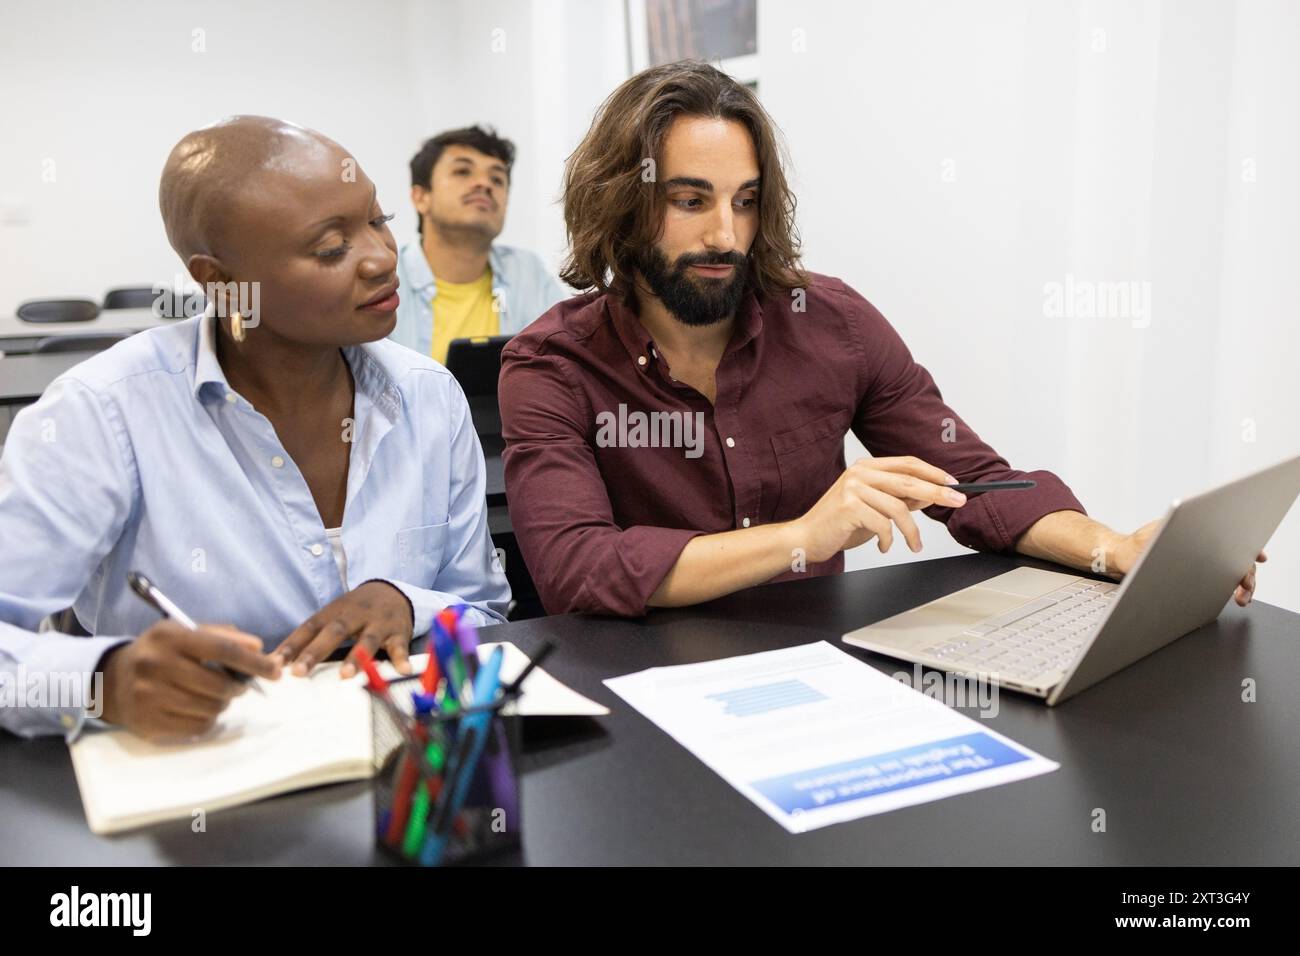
[371,674,522,866]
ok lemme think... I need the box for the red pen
[436,607,460,638]
[352,644,389,693]
[421,641,443,697]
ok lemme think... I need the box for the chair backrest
[33,332,131,354]
[16,298,100,324]
[102,287,159,310]
[445,334,511,398]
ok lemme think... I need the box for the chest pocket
[396,521,450,585]
[770,411,849,518]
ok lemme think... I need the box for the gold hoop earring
[230,311,246,343]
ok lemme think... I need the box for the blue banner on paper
[751,732,1028,814]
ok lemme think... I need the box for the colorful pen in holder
[367,638,521,866]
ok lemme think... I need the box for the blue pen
[418,645,504,866]
[430,620,461,706]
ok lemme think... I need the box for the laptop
[445,335,511,456]
[444,334,511,398]
[843,453,1300,705]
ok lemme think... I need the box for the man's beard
[636,246,750,327]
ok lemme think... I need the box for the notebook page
[69,663,373,834]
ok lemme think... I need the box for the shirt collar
[192,310,229,399]
[398,240,511,294]
[727,290,765,353]
[399,240,435,293]
[606,293,657,367]
[192,309,402,424]
[344,345,404,424]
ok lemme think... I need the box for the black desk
[0,308,168,356]
[0,353,100,445]
[0,352,95,404]
[2,551,1297,865]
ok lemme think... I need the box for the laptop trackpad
[845,568,1082,654]
[975,567,1081,598]
[848,589,1026,653]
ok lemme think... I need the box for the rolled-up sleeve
[846,291,1086,553]
[499,347,703,616]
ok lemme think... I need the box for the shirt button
[742,517,751,528]
[224,393,237,404]
[310,543,324,557]
[60,713,75,729]
[271,455,285,469]
[637,355,647,367]
[726,437,736,448]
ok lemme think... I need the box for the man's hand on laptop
[1111,518,1265,606]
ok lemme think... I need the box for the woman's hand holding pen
[270,580,416,680]
[99,622,281,742]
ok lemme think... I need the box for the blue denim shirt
[390,240,571,358]
[0,314,510,738]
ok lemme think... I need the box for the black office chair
[102,287,159,310]
[103,286,204,318]
[33,332,131,354]
[16,298,100,323]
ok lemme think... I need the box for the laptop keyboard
[918,580,1120,685]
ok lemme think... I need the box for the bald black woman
[0,116,510,741]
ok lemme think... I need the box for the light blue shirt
[0,313,511,739]
[390,240,570,357]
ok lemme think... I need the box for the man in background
[391,125,569,363]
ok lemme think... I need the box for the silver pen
[127,570,265,694]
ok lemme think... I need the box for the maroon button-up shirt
[499,273,1086,616]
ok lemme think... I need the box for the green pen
[401,740,446,857]
[401,710,448,857]
[400,669,465,856]
[450,648,470,702]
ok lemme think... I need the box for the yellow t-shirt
[430,268,498,364]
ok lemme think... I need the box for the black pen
[945,480,1036,495]
[502,641,556,698]
[127,571,265,694]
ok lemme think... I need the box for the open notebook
[69,642,608,835]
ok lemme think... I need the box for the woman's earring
[230,311,246,343]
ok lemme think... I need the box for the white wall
[1211,0,1300,611]
[0,0,625,304]
[758,0,1300,611]
[0,0,416,305]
